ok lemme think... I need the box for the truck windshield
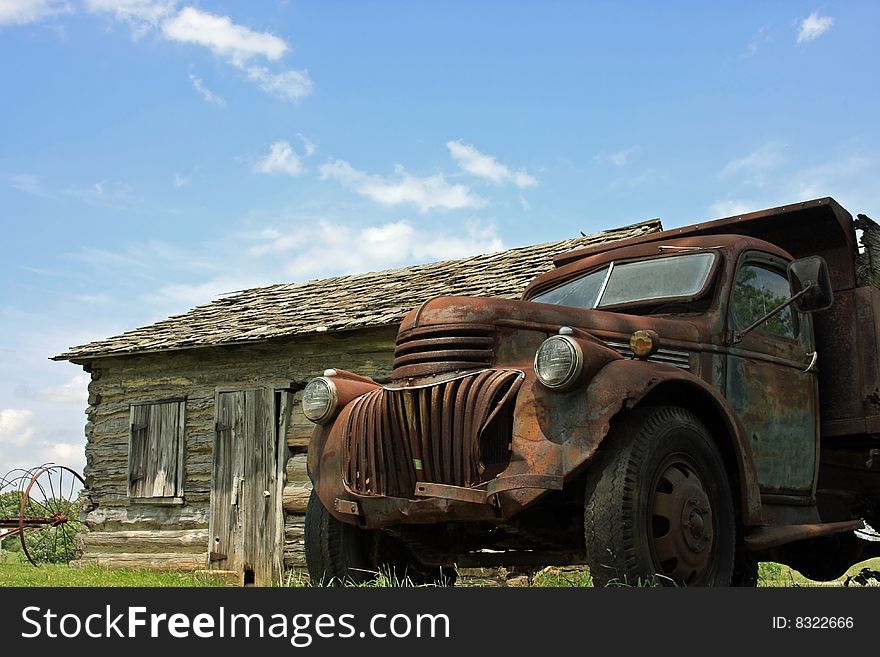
[531,252,717,309]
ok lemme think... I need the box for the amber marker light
[630,329,660,359]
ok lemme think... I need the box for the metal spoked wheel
[584,406,735,587]
[18,465,85,565]
[647,456,715,585]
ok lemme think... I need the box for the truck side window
[732,264,796,339]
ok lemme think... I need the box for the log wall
[77,326,398,574]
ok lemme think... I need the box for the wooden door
[209,388,286,586]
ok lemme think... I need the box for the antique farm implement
[0,464,84,565]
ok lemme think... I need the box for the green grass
[1,552,878,587]
[757,558,880,587]
[0,562,234,587]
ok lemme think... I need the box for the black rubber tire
[304,491,457,586]
[731,553,759,587]
[584,406,736,587]
[304,490,377,585]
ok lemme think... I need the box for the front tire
[304,491,457,586]
[305,490,376,585]
[584,406,735,587]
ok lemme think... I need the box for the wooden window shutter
[128,400,185,498]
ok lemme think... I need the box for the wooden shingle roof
[54,220,661,361]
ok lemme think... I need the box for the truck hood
[398,295,704,345]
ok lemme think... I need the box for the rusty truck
[303,197,880,586]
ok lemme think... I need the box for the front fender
[555,359,762,525]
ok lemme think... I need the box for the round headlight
[534,335,584,390]
[302,377,339,424]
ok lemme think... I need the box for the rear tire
[584,406,736,587]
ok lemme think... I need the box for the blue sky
[1,1,878,477]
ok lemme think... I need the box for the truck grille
[603,340,691,369]
[392,324,495,380]
[342,369,523,498]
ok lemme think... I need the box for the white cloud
[797,12,833,44]
[149,276,268,308]
[86,0,176,37]
[741,26,769,59]
[786,153,872,200]
[162,6,286,65]
[8,174,48,197]
[89,3,313,103]
[709,200,756,217]
[173,172,189,188]
[254,140,304,176]
[65,180,139,209]
[319,159,486,213]
[446,140,537,188]
[245,66,313,103]
[248,218,504,278]
[45,441,82,462]
[608,145,639,167]
[0,409,34,446]
[0,0,70,26]
[189,74,225,106]
[719,141,785,185]
[298,134,317,157]
[38,374,89,405]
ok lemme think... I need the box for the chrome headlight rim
[534,335,584,390]
[302,376,339,424]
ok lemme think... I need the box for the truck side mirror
[788,256,833,313]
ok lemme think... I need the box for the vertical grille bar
[342,370,523,497]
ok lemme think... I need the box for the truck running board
[744,520,865,551]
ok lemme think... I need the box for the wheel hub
[650,461,715,584]
[681,496,711,552]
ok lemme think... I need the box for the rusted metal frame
[429,385,443,485]
[477,372,524,435]
[401,390,423,483]
[364,390,379,494]
[460,372,487,485]
[550,198,852,270]
[394,361,493,380]
[440,378,458,485]
[414,474,564,505]
[452,375,476,487]
[383,369,492,391]
[394,335,494,355]
[392,390,416,496]
[417,388,434,482]
[334,498,360,516]
[470,371,520,476]
[377,391,396,495]
[744,519,864,551]
[396,323,496,342]
[343,398,357,489]
[394,348,493,368]
[372,393,385,496]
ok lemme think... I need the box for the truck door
[725,252,819,499]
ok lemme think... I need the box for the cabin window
[128,400,186,499]
[731,264,797,339]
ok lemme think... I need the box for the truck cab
[304,197,880,586]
